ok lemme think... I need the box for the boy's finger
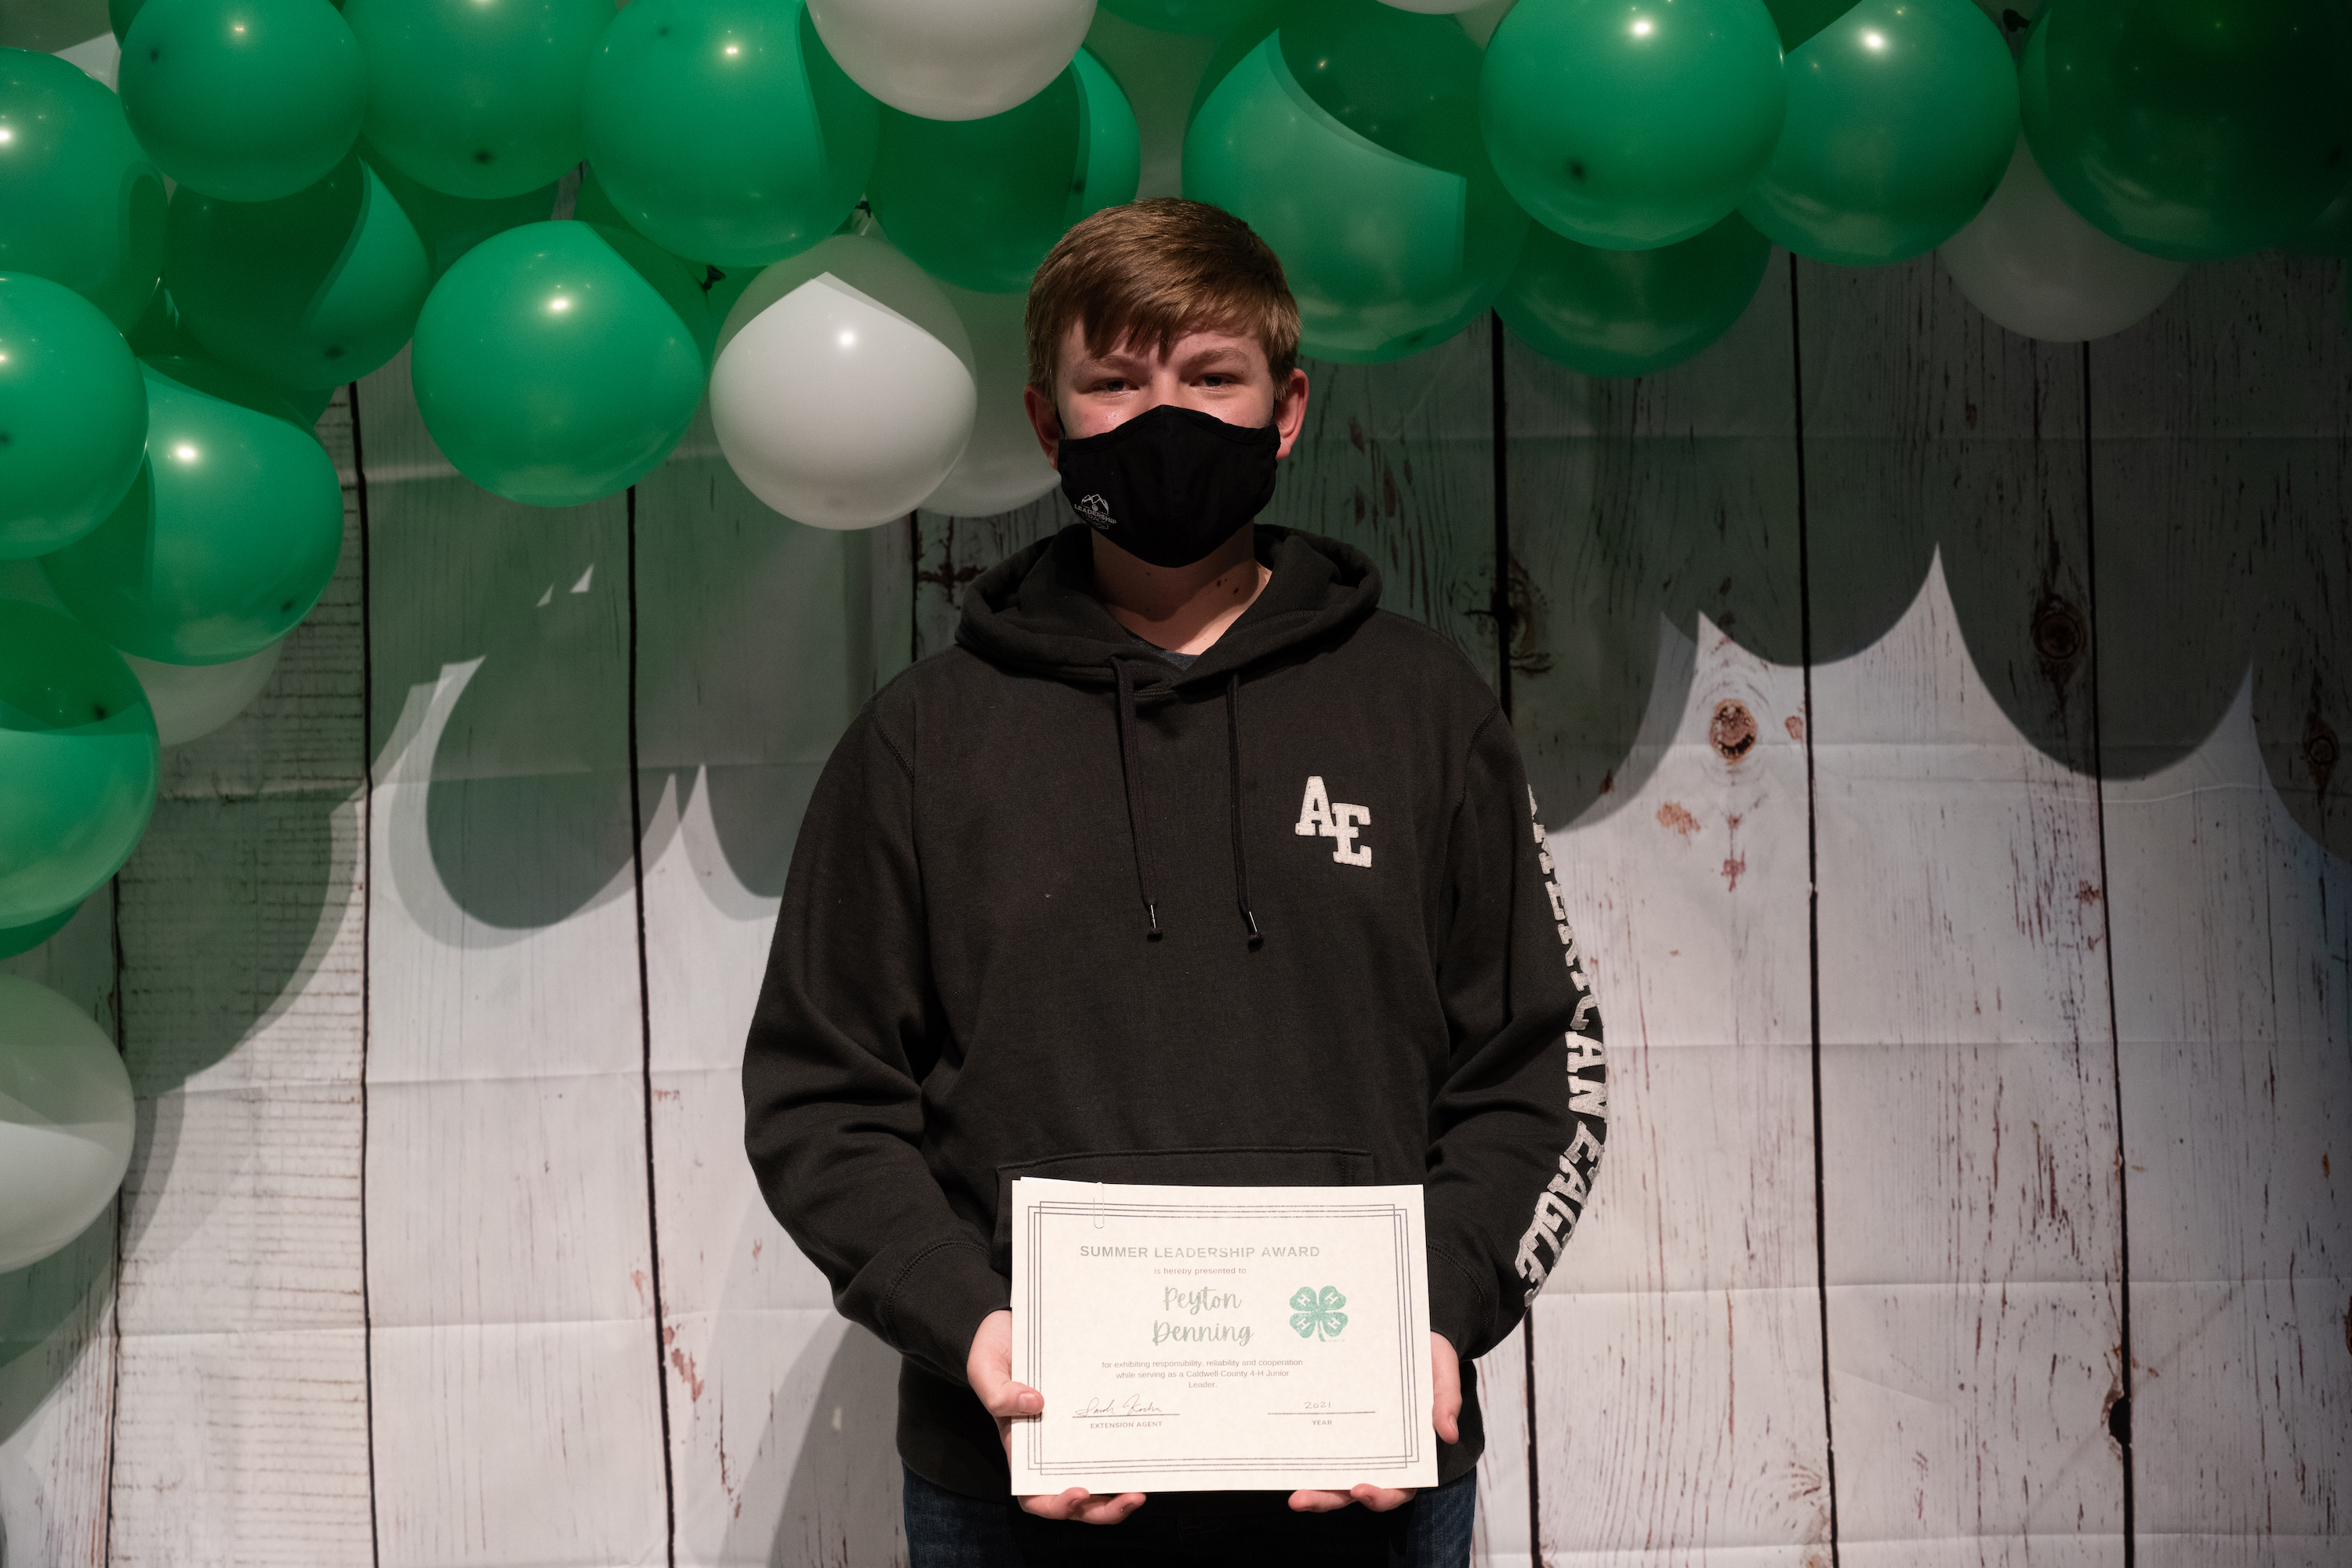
[1071,1491,1145,1525]
[1287,1489,1354,1512]
[1022,1487,1141,1523]
[978,1379,1044,1418]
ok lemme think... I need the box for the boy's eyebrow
[1171,343,1255,372]
[1069,338,1258,379]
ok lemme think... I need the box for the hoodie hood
[953,521,1385,949]
[953,523,1382,691]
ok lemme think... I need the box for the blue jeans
[903,1463,1478,1568]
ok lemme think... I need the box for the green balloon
[0,599,158,929]
[2285,180,2352,258]
[1282,0,1490,170]
[0,900,78,960]
[363,144,555,282]
[1482,0,1788,250]
[1739,0,2016,266]
[409,221,706,506]
[42,361,343,663]
[343,0,608,201]
[111,0,144,42]
[119,0,367,202]
[869,49,1140,294]
[581,0,877,268]
[581,215,735,368]
[165,154,428,390]
[572,169,757,365]
[281,383,332,425]
[2022,0,2352,261]
[125,281,204,359]
[1762,0,1857,52]
[0,274,148,560]
[1185,0,1527,362]
[1500,211,1770,376]
[142,350,329,426]
[0,49,168,329]
[1102,0,1269,34]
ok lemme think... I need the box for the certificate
[1007,1177,1438,1494]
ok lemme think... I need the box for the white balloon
[712,235,978,531]
[124,640,285,747]
[920,283,1058,517]
[1938,136,2187,343]
[808,0,1095,121]
[0,975,135,1273]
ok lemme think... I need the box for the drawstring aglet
[1243,909,1262,949]
[1145,902,1162,939]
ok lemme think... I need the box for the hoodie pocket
[990,1145,1376,1270]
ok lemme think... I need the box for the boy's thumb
[982,1381,1044,1418]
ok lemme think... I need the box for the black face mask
[1054,403,1281,569]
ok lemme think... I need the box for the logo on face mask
[1294,775,1370,867]
[1054,405,1280,568]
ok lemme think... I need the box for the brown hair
[1025,198,1300,401]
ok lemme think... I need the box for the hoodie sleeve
[1422,706,1608,1362]
[741,695,1007,1386]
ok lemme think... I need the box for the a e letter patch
[1294,775,1372,867]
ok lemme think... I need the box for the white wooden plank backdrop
[2092,252,2352,1568]
[2,24,2350,1565]
[354,347,671,1568]
[107,390,374,1566]
[1509,268,1831,1568]
[1802,254,2123,1566]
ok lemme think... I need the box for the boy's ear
[1024,384,1065,470]
[1272,368,1310,461]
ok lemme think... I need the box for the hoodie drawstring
[1113,658,1162,939]
[1111,657,1262,948]
[1227,672,1262,947]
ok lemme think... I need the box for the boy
[743,199,1606,1566]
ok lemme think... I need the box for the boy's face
[1023,321,1311,470]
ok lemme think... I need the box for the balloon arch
[2,0,2350,1265]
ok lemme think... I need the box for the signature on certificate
[1071,1393,1171,1417]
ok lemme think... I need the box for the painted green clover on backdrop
[1290,1286,1347,1341]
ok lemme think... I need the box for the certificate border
[1018,1199,1425,1479]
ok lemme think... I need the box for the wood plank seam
[104,877,125,1568]
[1787,251,1845,1568]
[625,483,684,1568]
[1485,308,1541,1568]
[347,374,386,1568]
[2078,339,2140,1568]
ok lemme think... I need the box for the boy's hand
[968,1308,1147,1526]
[1287,1332,1461,1515]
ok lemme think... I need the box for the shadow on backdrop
[633,433,885,903]
[715,1318,906,1567]
[1503,248,2350,857]
[2089,252,2350,860]
[1504,259,1813,828]
[366,475,637,934]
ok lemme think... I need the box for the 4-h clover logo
[1290,1285,1348,1341]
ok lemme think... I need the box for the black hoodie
[742,524,1607,1501]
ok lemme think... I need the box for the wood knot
[2307,713,2339,797]
[2032,596,2086,666]
[1709,699,1756,763]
